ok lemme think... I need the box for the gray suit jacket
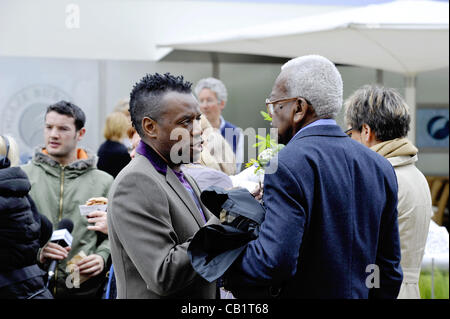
[107,153,217,299]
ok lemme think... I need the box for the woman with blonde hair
[114,98,133,151]
[0,135,54,299]
[97,111,131,178]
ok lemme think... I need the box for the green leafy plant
[245,110,283,173]
[260,110,272,122]
[253,132,278,155]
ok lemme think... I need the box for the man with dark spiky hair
[107,73,218,299]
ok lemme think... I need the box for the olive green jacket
[22,147,114,297]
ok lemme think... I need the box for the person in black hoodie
[0,135,54,299]
[97,111,131,178]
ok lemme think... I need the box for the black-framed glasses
[265,96,310,116]
[345,128,353,137]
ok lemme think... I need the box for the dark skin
[269,74,320,145]
[252,72,320,200]
[140,91,203,171]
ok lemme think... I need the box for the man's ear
[76,127,86,141]
[142,117,158,139]
[293,99,307,125]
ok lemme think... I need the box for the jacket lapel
[165,168,205,227]
[184,173,212,220]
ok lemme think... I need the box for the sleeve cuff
[95,248,110,265]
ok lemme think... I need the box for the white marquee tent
[160,0,449,142]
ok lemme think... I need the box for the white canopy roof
[160,0,449,74]
[0,0,349,61]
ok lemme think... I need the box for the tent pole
[376,69,383,85]
[405,74,417,144]
[98,60,107,145]
[431,257,435,299]
[210,52,220,79]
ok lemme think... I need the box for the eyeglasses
[345,128,353,137]
[265,96,310,116]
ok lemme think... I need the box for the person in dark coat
[97,111,131,178]
[0,135,54,299]
[227,55,403,299]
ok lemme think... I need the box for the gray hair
[344,85,410,141]
[194,77,228,103]
[281,55,343,119]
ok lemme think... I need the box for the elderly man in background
[195,77,244,172]
[226,55,403,299]
[344,85,432,299]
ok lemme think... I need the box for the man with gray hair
[195,77,243,173]
[224,55,403,298]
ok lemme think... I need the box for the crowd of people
[0,54,436,299]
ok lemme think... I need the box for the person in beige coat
[107,73,218,299]
[344,85,432,299]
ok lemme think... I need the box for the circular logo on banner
[1,85,71,155]
[427,116,449,140]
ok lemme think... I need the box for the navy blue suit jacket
[237,124,403,298]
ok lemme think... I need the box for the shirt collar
[136,140,168,175]
[291,119,337,142]
[135,141,206,224]
[135,140,188,181]
[219,116,226,130]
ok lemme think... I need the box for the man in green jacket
[22,101,113,299]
